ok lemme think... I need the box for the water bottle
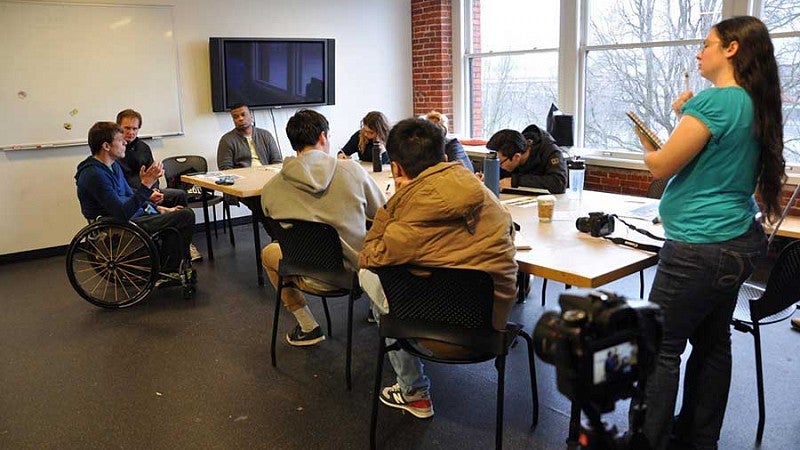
[371,141,382,172]
[567,157,585,199]
[483,151,500,197]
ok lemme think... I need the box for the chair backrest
[646,178,668,199]
[162,156,209,192]
[752,240,800,321]
[265,217,351,287]
[374,265,500,353]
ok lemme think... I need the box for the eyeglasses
[498,155,510,166]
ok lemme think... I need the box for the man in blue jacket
[75,121,194,274]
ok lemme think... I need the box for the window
[584,0,722,152]
[458,0,800,165]
[465,0,560,138]
[760,0,800,162]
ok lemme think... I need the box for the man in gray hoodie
[260,109,386,346]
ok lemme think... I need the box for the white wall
[0,0,413,254]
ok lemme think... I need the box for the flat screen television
[209,37,335,112]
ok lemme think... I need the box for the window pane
[469,53,558,138]
[587,0,722,45]
[761,0,800,33]
[584,45,701,151]
[471,0,559,53]
[775,37,800,163]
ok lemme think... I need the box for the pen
[386,183,391,192]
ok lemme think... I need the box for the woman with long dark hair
[635,16,785,450]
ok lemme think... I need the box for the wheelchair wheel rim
[66,222,158,308]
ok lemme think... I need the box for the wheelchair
[66,218,197,308]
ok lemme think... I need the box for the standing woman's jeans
[642,221,766,450]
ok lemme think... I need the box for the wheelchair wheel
[66,221,159,308]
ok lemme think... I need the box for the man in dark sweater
[486,125,567,194]
[216,103,282,169]
[116,109,202,261]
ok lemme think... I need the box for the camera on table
[533,290,661,413]
[576,212,615,237]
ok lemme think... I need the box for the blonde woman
[421,111,474,171]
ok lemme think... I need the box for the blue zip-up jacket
[75,156,154,221]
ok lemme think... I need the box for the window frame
[454,0,800,176]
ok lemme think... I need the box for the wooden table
[766,215,800,239]
[183,163,662,291]
[508,190,662,289]
[182,162,394,285]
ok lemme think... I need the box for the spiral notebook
[626,111,663,150]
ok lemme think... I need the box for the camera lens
[576,216,592,233]
[532,311,562,364]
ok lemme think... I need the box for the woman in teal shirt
[635,16,785,450]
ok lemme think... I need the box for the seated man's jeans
[639,221,765,450]
[359,269,431,394]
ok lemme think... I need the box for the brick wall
[411,0,454,118]
[585,165,654,197]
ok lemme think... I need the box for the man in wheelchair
[75,121,195,282]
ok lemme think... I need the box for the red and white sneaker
[379,383,434,419]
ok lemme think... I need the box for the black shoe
[286,325,325,347]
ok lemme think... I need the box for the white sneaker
[189,244,203,262]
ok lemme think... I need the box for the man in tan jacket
[359,118,518,419]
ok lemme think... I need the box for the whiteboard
[0,1,183,150]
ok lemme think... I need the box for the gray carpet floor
[1,225,798,449]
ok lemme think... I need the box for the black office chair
[646,177,669,200]
[731,239,800,443]
[264,217,361,390]
[162,155,234,247]
[370,265,538,450]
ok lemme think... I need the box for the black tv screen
[210,37,335,111]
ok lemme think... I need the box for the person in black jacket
[486,125,567,194]
[337,111,390,164]
[116,109,203,261]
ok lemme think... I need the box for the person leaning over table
[260,109,386,346]
[485,126,567,194]
[420,110,474,171]
[116,108,202,262]
[337,110,390,164]
[631,16,785,450]
[358,117,518,419]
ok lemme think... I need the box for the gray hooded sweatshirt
[261,150,386,269]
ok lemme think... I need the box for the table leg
[201,188,214,260]
[251,214,264,285]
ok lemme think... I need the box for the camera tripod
[565,380,651,449]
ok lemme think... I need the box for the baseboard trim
[0,245,69,264]
[0,218,252,264]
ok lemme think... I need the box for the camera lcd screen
[592,340,638,385]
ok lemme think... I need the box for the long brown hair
[716,16,785,220]
[358,111,390,151]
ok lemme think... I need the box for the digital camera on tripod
[534,290,662,449]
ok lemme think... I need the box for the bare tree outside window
[584,0,800,162]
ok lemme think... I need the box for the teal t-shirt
[659,86,760,243]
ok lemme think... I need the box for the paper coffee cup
[538,195,556,222]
